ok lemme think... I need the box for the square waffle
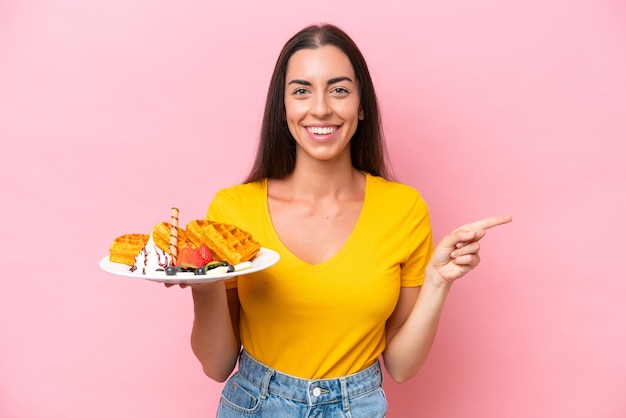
[186,220,260,265]
[109,233,150,266]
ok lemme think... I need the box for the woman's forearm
[190,282,240,382]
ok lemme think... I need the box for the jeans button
[312,387,322,397]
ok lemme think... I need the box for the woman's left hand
[428,215,512,287]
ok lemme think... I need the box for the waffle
[185,219,260,265]
[110,233,150,266]
[152,221,188,254]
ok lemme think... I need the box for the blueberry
[195,267,206,275]
[165,266,177,276]
[227,264,235,273]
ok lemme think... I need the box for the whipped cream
[131,234,172,274]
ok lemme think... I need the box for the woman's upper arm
[386,286,420,344]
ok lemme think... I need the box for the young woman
[186,24,511,417]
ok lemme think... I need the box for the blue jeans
[216,350,387,417]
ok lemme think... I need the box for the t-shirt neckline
[261,173,370,270]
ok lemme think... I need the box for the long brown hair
[245,24,390,183]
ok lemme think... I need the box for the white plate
[99,248,280,284]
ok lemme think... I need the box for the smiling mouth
[306,126,338,135]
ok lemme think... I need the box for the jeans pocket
[347,387,388,418]
[219,373,263,415]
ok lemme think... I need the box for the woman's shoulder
[213,180,266,200]
[207,180,266,221]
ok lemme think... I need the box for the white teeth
[307,126,337,135]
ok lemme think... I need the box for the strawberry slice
[177,245,205,267]
[198,243,213,265]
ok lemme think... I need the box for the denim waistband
[236,350,383,406]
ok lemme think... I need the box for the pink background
[1,0,625,417]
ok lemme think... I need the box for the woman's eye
[293,88,308,95]
[331,87,349,95]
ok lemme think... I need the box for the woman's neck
[271,158,365,202]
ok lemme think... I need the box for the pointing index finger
[470,215,513,231]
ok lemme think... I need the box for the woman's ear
[359,107,364,120]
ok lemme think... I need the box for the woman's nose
[310,94,331,117]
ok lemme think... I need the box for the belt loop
[340,377,350,412]
[259,367,274,400]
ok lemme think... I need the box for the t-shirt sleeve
[400,194,434,287]
[206,189,227,221]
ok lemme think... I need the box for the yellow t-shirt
[207,173,433,379]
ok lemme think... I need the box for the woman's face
[284,45,363,165]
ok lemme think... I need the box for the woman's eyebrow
[287,76,354,86]
[327,76,353,85]
[288,79,312,86]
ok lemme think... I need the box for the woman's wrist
[191,281,226,299]
[424,265,454,291]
